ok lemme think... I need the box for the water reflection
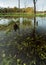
[0,18,12,25]
[18,18,33,29]
[0,17,46,65]
[14,23,19,31]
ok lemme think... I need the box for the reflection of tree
[22,18,32,29]
[22,18,32,27]
[15,18,32,29]
[14,23,19,31]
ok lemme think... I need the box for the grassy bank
[0,13,34,18]
[0,13,46,17]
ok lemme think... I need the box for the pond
[0,17,46,65]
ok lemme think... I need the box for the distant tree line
[0,7,20,13]
[0,7,34,13]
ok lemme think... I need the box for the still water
[0,17,46,65]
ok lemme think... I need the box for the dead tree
[33,0,37,35]
[18,0,20,12]
[18,0,20,9]
[33,0,37,23]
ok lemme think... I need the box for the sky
[0,0,46,11]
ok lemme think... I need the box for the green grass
[36,13,46,17]
[0,13,46,17]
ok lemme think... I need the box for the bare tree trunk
[18,0,20,9]
[33,0,37,32]
[33,0,36,26]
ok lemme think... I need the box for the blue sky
[0,0,46,11]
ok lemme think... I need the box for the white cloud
[36,0,46,11]
[0,0,46,11]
